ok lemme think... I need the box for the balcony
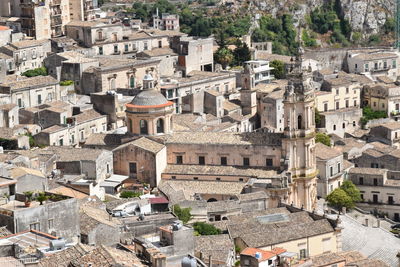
[51,17,62,26]
[370,66,390,73]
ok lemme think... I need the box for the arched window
[139,120,148,135]
[157,118,164,133]
[110,78,116,90]
[297,115,302,130]
[130,76,135,88]
[97,30,103,40]
[112,33,117,42]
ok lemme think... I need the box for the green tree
[383,18,395,34]
[233,42,251,66]
[368,34,381,45]
[270,60,285,79]
[214,47,234,69]
[120,191,142,198]
[316,132,331,147]
[193,222,221,235]
[36,192,48,205]
[326,188,354,210]
[361,107,387,126]
[22,67,47,77]
[302,29,317,47]
[315,108,322,126]
[340,180,362,203]
[173,204,192,224]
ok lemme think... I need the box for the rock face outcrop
[253,0,394,36]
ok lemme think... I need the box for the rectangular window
[373,194,378,203]
[18,99,22,107]
[389,196,394,205]
[384,61,387,69]
[337,163,341,173]
[30,222,40,231]
[374,178,378,186]
[345,100,349,108]
[346,87,349,94]
[193,177,198,180]
[124,44,129,52]
[359,177,364,185]
[114,45,118,53]
[375,62,378,70]
[144,42,148,50]
[324,103,328,112]
[220,157,227,166]
[80,131,84,140]
[129,162,137,177]
[299,249,307,259]
[243,157,250,166]
[336,102,339,110]
[171,176,176,179]
[216,177,221,181]
[158,40,162,48]
[48,219,54,229]
[266,158,273,167]
[393,60,397,68]
[365,63,369,72]
[37,94,42,105]
[99,46,103,55]
[330,166,333,177]
[59,138,63,146]
[176,155,183,164]
[199,156,205,165]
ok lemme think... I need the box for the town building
[69,0,98,22]
[369,121,400,147]
[0,0,70,39]
[347,50,399,81]
[315,75,362,137]
[243,60,274,85]
[363,82,400,118]
[160,71,236,114]
[80,57,160,95]
[0,39,51,75]
[0,192,79,242]
[348,167,400,222]
[171,36,214,75]
[153,13,180,31]
[315,143,353,198]
[228,206,342,258]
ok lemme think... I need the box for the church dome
[130,90,169,106]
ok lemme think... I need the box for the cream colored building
[349,167,400,222]
[0,39,51,75]
[315,76,362,137]
[229,206,341,259]
[363,82,400,118]
[0,75,60,108]
[347,50,399,81]
[0,0,70,39]
[160,71,236,114]
[69,0,97,22]
[81,57,161,95]
[34,109,107,146]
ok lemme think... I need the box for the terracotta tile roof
[163,164,279,179]
[38,243,92,267]
[73,109,106,124]
[241,247,276,261]
[115,137,165,154]
[348,167,387,175]
[165,131,283,146]
[315,143,342,160]
[0,76,57,91]
[195,234,233,264]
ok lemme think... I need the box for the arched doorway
[157,118,164,133]
[139,120,148,135]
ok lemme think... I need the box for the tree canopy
[340,180,362,203]
[193,222,221,235]
[173,204,192,224]
[316,133,331,147]
[326,188,354,210]
[22,67,47,77]
[214,47,234,69]
[270,60,285,79]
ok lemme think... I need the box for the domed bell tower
[282,46,317,211]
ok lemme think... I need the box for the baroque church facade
[121,51,317,211]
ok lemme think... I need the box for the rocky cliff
[254,0,394,36]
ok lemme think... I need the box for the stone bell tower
[282,46,317,211]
